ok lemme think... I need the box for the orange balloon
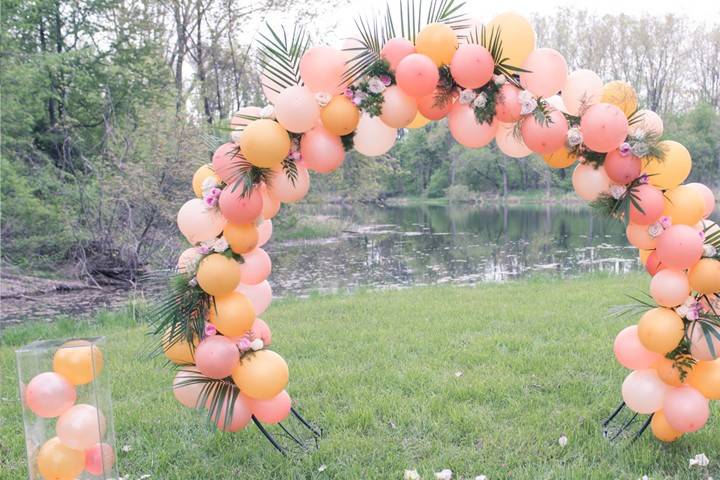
[542,146,577,169]
[320,95,360,136]
[196,253,241,296]
[239,119,291,169]
[651,411,683,442]
[192,164,219,197]
[639,248,651,265]
[231,350,289,400]
[223,223,258,254]
[654,357,687,387]
[662,185,705,226]
[208,291,255,337]
[37,437,85,480]
[688,258,720,295]
[407,111,431,129]
[163,330,198,364]
[415,23,458,67]
[637,307,685,354]
[52,340,104,385]
[687,360,720,400]
[642,141,692,190]
[601,80,638,117]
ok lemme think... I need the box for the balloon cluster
[22,340,116,478]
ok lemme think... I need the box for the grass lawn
[1,274,718,479]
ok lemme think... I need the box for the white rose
[647,223,663,238]
[493,74,506,85]
[566,127,584,147]
[609,184,627,200]
[703,244,717,257]
[260,105,276,119]
[315,92,332,107]
[459,89,477,105]
[472,92,488,109]
[250,339,264,351]
[367,77,386,94]
[520,98,537,115]
[518,89,534,103]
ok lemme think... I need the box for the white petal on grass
[454,371,463,378]
[689,453,710,467]
[475,476,488,480]
[404,469,421,480]
[318,464,327,472]
[558,435,568,447]
[435,469,452,480]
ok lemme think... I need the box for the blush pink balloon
[238,248,272,285]
[353,114,397,156]
[243,390,291,424]
[686,182,716,218]
[219,186,263,225]
[689,321,720,361]
[380,86,418,128]
[645,250,666,276]
[212,395,253,432]
[613,325,662,370]
[572,163,610,201]
[449,44,493,89]
[269,164,310,203]
[448,103,498,148]
[259,183,281,220]
[300,125,344,173]
[173,367,206,408]
[495,122,531,158]
[656,224,704,270]
[381,37,416,71]
[622,369,668,414]
[395,53,440,98]
[194,336,240,379]
[235,281,272,315]
[561,69,603,116]
[662,385,710,433]
[495,84,522,123]
[212,142,242,183]
[257,219,273,247]
[417,90,455,120]
[85,443,115,476]
[251,318,273,346]
[520,48,568,98]
[650,269,690,307]
[56,404,107,450]
[177,198,227,244]
[629,184,665,225]
[25,372,76,418]
[628,109,664,137]
[626,223,657,250]
[299,46,346,94]
[274,85,320,133]
[604,149,641,185]
[520,109,568,154]
[580,103,629,153]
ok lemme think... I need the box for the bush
[446,184,477,203]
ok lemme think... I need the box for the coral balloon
[651,411,683,442]
[395,53,440,98]
[417,90,454,120]
[52,340,103,386]
[603,149,641,185]
[626,223,657,250]
[299,46,346,94]
[56,404,106,450]
[448,103,498,148]
[243,390,291,424]
[689,321,720,361]
[173,367,206,408]
[300,125,345,173]
[628,109,663,137]
[240,119,291,169]
[407,111,431,128]
[219,186,263,225]
[656,224,704,270]
[641,141,691,189]
[520,109,568,154]
[251,318,273,346]
[450,44,493,89]
[687,360,720,400]
[687,183,716,218]
[542,146,577,169]
[689,258,720,295]
[622,369,667,414]
[25,372,76,418]
[231,350,289,400]
[494,84,522,123]
[572,163,610,201]
[562,69,603,116]
[601,80,638,117]
[85,443,115,476]
[628,184,664,225]
[274,85,320,133]
[259,183,281,220]
[320,95,360,136]
[486,12,535,67]
[662,385,710,433]
[613,325,662,370]
[212,142,242,183]
[650,269,690,308]
[235,281,272,316]
[380,86,418,128]
[192,164,219,197]
[209,291,255,337]
[195,335,240,379]
[520,48,568,98]
[177,198,226,244]
[354,114,397,156]
[415,23,458,67]
[196,253,242,297]
[37,437,85,480]
[211,395,253,432]
[662,185,705,226]
[580,103,629,153]
[496,123,532,158]
[224,222,259,254]
[268,164,310,203]
[238,248,272,285]
[637,307,684,354]
[645,250,666,276]
[654,357,686,387]
[257,219,272,247]
[381,37,416,70]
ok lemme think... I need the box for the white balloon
[354,114,397,156]
[495,122,532,158]
[562,69,603,116]
[176,199,226,245]
[622,369,668,414]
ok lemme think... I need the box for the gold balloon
[486,12,536,68]
[653,357,686,387]
[196,253,242,297]
[651,411,682,442]
[639,248,651,265]
[224,223,259,254]
[37,437,85,480]
[239,119,291,169]
[415,23,458,67]
[192,164,219,197]
[642,140,691,189]
[407,111,431,129]
[52,340,104,385]
[208,291,255,337]
[687,359,720,400]
[231,350,289,400]
[163,330,197,365]
[637,307,684,354]
[689,258,720,295]
[542,146,577,169]
[662,185,705,226]
[320,96,360,136]
[601,81,638,117]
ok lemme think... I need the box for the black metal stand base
[602,401,652,443]
[253,407,321,455]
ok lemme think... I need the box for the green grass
[1,274,718,479]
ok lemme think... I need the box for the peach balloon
[448,103,498,148]
[520,48,568,98]
[195,335,240,379]
[613,325,662,370]
[603,150,641,185]
[642,141,692,189]
[520,109,568,154]
[395,53,440,98]
[232,350,289,400]
[662,385,710,433]
[269,164,310,202]
[686,183,716,218]
[192,164,219,197]
[212,395,253,432]
[251,318,273,346]
[230,106,262,143]
[381,37,416,70]
[415,23,458,67]
[654,357,686,387]
[259,183,281,219]
[380,86,418,128]
[53,339,103,386]
[300,125,345,173]
[689,258,720,295]
[662,185,705,226]
[243,390,291,424]
[299,46,346,94]
[656,224,704,270]
[224,222,259,254]
[212,142,242,184]
[238,248,272,285]
[637,307,684,354]
[495,123,532,158]
[580,103,629,153]
[542,146,577,169]
[320,95,360,136]
[235,281,272,316]
[177,247,201,273]
[650,269,690,308]
[601,80,638,117]
[85,442,115,476]
[651,411,683,442]
[25,372,76,418]
[689,321,720,361]
[208,291,255,337]
[196,253,242,297]
[274,85,320,133]
[628,109,663,137]
[486,12,535,67]
[571,163,610,201]
[417,90,454,120]
[37,437,85,480]
[177,198,226,244]
[354,114,397,156]
[687,360,720,399]
[173,367,206,408]
[494,84,522,122]
[449,44,493,89]
[562,69,603,116]
[56,404,106,450]
[257,219,272,247]
[621,369,667,414]
[219,186,263,225]
[625,223,657,250]
[628,184,664,225]
[240,119,291,169]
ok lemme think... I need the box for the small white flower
[404,470,421,480]
[520,98,537,115]
[647,223,663,238]
[202,176,218,192]
[703,244,717,257]
[609,184,627,200]
[518,89,534,103]
[566,127,584,147]
[475,476,488,480]
[493,74,506,85]
[472,92,488,109]
[558,435,568,447]
[631,141,649,158]
[676,305,690,318]
[641,476,649,480]
[454,371,464,377]
[121,445,132,452]
[435,469,452,480]
[259,105,276,119]
[188,277,198,287]
[459,89,477,105]
[250,338,264,351]
[212,237,229,253]
[315,92,332,107]
[318,464,327,472]
[689,453,709,467]
[367,77,386,94]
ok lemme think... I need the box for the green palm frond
[342,15,386,86]
[257,23,309,95]
[474,25,528,84]
[704,222,720,248]
[174,369,240,431]
[199,132,225,153]
[221,146,274,196]
[426,0,468,30]
[281,158,299,187]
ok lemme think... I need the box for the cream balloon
[495,122,531,158]
[561,69,603,116]
[628,109,664,137]
[354,114,397,156]
[269,164,310,203]
[177,198,226,244]
[274,86,320,133]
[572,163,611,201]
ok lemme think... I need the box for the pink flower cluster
[203,187,222,208]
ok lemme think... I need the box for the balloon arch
[155,0,719,447]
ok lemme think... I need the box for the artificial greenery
[471,82,501,125]
[588,176,651,222]
[433,66,457,110]
[257,23,309,95]
[341,131,357,151]
[665,339,697,382]
[173,368,241,431]
[281,157,299,187]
